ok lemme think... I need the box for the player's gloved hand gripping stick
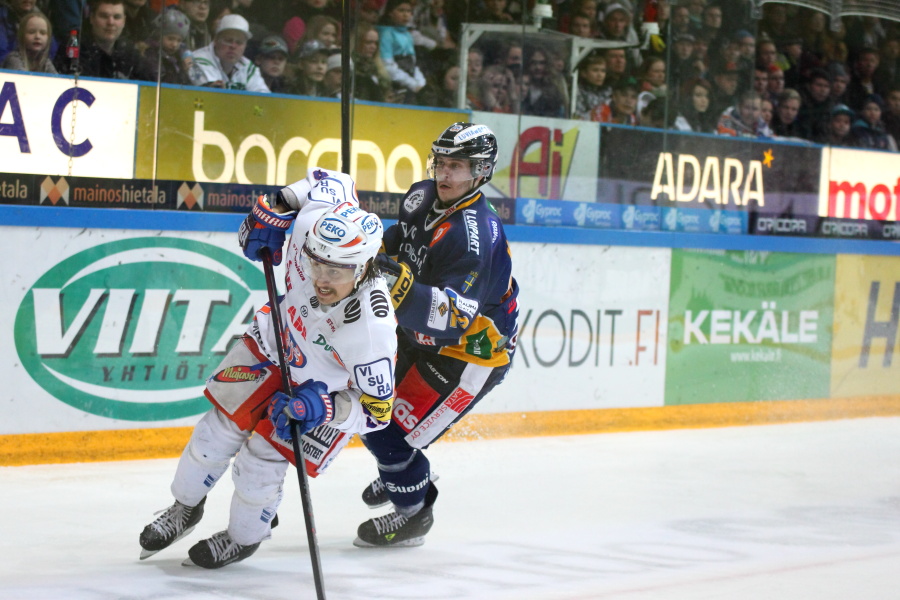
[260,247,327,600]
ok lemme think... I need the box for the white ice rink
[2,417,899,600]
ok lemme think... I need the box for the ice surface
[1,418,899,599]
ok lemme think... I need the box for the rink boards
[2,209,899,465]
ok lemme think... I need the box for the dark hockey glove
[375,254,414,309]
[238,193,296,266]
[268,380,334,440]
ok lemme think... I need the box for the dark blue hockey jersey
[383,180,519,367]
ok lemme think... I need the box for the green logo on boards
[14,237,267,421]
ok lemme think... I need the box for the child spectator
[770,88,803,138]
[289,39,328,96]
[818,103,855,146]
[254,33,290,93]
[351,22,394,102]
[376,0,426,104]
[0,0,39,64]
[469,63,517,113]
[673,77,717,133]
[322,51,343,97]
[851,94,898,151]
[143,8,192,84]
[2,9,56,73]
[574,51,610,120]
[590,76,639,125]
[717,90,772,137]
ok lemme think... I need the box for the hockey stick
[260,248,327,600]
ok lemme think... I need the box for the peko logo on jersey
[354,358,394,400]
[14,237,267,421]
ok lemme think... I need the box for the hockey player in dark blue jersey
[354,122,520,548]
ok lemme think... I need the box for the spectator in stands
[503,39,522,78]
[669,32,699,90]
[289,39,328,95]
[569,13,596,39]
[770,88,803,138]
[827,60,850,104]
[2,9,56,72]
[254,33,290,93]
[716,90,772,138]
[574,51,610,120]
[851,94,897,151]
[819,103,855,146]
[685,0,706,29]
[760,97,774,129]
[590,76,639,125]
[55,0,151,79]
[410,0,454,76]
[779,36,803,89]
[122,0,155,52]
[599,2,641,70]
[669,4,697,39]
[709,61,740,116]
[376,0,426,104]
[465,45,483,102]
[191,13,269,91]
[142,8,192,84]
[697,2,722,43]
[603,46,629,88]
[416,54,459,108]
[520,43,567,118]
[558,0,598,35]
[874,36,900,92]
[298,14,338,52]
[735,29,755,71]
[765,63,785,104]
[882,86,900,144]
[321,51,344,97]
[472,0,513,24]
[846,16,887,56]
[469,63,517,113]
[752,65,768,96]
[178,0,212,50]
[758,3,789,45]
[0,0,37,64]
[351,22,393,102]
[640,96,675,129]
[637,55,666,115]
[756,36,780,71]
[673,77,717,133]
[846,47,882,111]
[797,67,834,141]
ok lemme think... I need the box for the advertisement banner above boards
[830,254,900,398]
[4,226,270,433]
[473,112,600,203]
[666,249,835,405]
[0,73,138,178]
[598,126,822,221]
[820,146,900,228]
[492,242,670,412]
[135,86,466,192]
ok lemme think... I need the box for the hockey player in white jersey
[139,168,397,569]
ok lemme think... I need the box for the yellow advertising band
[2,396,899,466]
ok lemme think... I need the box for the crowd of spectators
[2,0,900,151]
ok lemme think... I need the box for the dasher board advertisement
[820,146,900,233]
[0,73,138,178]
[493,243,670,412]
[4,227,269,433]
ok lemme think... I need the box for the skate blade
[366,499,391,510]
[181,557,199,567]
[138,524,198,561]
[352,535,425,548]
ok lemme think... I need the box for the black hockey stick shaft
[260,248,327,600]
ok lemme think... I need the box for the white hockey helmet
[303,202,383,284]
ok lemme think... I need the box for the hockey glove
[268,380,334,440]
[238,193,296,266]
[375,254,414,309]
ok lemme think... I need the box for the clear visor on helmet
[427,153,488,183]
[301,245,363,285]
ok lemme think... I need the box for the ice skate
[362,472,439,509]
[139,496,206,559]
[354,483,438,547]
[183,530,260,569]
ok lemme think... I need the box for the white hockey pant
[171,407,289,546]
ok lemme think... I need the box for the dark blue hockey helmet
[430,122,499,185]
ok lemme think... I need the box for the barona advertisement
[13,236,267,422]
[666,249,835,404]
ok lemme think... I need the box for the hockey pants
[361,338,510,513]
